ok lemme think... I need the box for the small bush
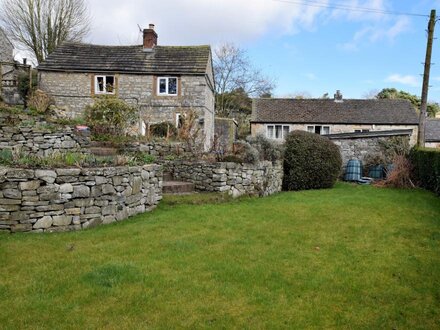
[376,155,415,189]
[85,96,137,137]
[0,149,13,165]
[283,130,342,191]
[246,134,284,162]
[27,89,53,114]
[410,147,440,195]
[150,122,177,138]
[233,141,259,164]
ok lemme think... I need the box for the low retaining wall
[0,114,90,156]
[125,141,193,159]
[0,164,162,233]
[165,161,283,197]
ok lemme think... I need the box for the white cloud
[86,0,328,46]
[385,74,420,87]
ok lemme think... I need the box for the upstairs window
[95,75,115,94]
[267,124,290,140]
[157,77,178,96]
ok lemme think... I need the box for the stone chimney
[143,24,157,50]
[334,90,343,102]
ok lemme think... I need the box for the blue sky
[3,0,439,102]
[245,1,440,102]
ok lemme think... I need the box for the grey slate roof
[37,42,211,74]
[251,98,419,125]
[426,119,440,142]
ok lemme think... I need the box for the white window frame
[95,75,115,95]
[306,125,331,135]
[157,77,178,96]
[266,124,290,140]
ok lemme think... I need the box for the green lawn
[1,183,440,329]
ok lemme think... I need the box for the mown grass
[1,183,439,329]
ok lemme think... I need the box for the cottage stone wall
[164,161,283,197]
[251,123,419,146]
[0,114,90,156]
[0,164,162,233]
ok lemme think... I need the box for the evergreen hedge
[410,148,440,195]
[283,130,342,191]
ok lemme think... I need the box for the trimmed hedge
[283,130,342,191]
[410,147,440,195]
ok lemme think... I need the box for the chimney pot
[143,24,158,50]
[334,90,343,102]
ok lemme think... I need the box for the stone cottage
[251,91,419,146]
[1,27,28,105]
[37,24,215,149]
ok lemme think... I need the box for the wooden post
[0,62,3,100]
[28,64,32,91]
[418,9,437,147]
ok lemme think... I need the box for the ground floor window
[266,124,290,139]
[354,129,370,133]
[307,125,330,135]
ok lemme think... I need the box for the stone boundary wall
[125,141,194,159]
[164,161,283,197]
[328,130,412,165]
[0,114,90,156]
[0,164,162,233]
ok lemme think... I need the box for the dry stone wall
[165,161,283,197]
[0,114,90,156]
[0,164,162,233]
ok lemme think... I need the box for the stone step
[163,172,174,181]
[89,147,118,156]
[163,181,195,194]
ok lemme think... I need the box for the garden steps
[89,142,118,156]
[162,171,194,194]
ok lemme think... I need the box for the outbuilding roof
[251,98,419,125]
[426,119,440,142]
[37,42,211,75]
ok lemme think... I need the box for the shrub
[233,140,259,164]
[410,147,440,195]
[379,136,410,163]
[283,130,342,191]
[376,155,415,189]
[27,89,53,114]
[246,134,284,162]
[85,96,137,137]
[150,122,177,138]
[0,149,13,165]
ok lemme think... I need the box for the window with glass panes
[95,75,115,94]
[157,77,178,95]
[266,124,290,139]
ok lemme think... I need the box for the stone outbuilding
[251,91,419,146]
[0,27,29,105]
[37,24,215,150]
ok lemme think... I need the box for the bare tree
[0,0,90,63]
[214,43,275,116]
